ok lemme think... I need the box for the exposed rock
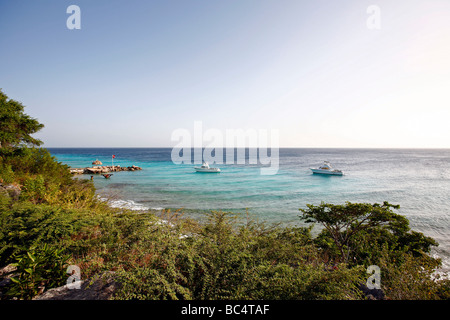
[92,159,102,165]
[358,283,386,300]
[0,264,17,299]
[70,165,142,175]
[33,272,119,300]
[0,183,21,200]
[69,168,85,174]
[0,264,17,278]
[85,167,108,174]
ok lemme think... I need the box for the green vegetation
[299,202,438,266]
[0,90,44,153]
[7,244,70,300]
[0,89,449,300]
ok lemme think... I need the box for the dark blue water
[48,148,450,273]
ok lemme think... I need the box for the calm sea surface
[48,148,450,273]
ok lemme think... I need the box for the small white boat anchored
[310,161,343,176]
[194,162,221,173]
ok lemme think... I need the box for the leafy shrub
[112,211,365,300]
[0,202,93,267]
[377,246,450,300]
[56,179,98,209]
[20,175,45,203]
[7,244,70,300]
[0,163,15,184]
[5,148,71,185]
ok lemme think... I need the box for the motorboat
[194,162,221,173]
[310,161,343,176]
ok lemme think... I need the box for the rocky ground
[0,264,119,300]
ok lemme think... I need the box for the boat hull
[310,169,343,176]
[195,167,221,173]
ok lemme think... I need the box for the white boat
[310,161,343,176]
[194,162,221,173]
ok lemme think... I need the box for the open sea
[48,148,450,274]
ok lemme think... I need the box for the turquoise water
[48,148,450,273]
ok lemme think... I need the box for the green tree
[0,89,44,153]
[299,201,438,265]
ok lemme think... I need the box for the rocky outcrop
[70,165,142,174]
[0,264,17,299]
[33,272,119,300]
[1,265,119,300]
[358,283,386,300]
[0,183,21,200]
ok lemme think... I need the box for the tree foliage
[0,89,44,153]
[299,201,438,266]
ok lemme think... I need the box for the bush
[20,175,46,203]
[377,246,450,300]
[0,163,15,184]
[6,244,70,300]
[0,202,94,267]
[112,211,365,300]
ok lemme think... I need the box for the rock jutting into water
[69,165,142,174]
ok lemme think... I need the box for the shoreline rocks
[70,165,142,174]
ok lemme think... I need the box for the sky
[1,0,450,148]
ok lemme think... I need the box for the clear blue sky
[1,0,450,147]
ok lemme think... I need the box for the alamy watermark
[171,121,279,175]
[366,265,381,289]
[65,5,380,31]
[66,265,82,289]
[367,5,381,30]
[66,5,81,30]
